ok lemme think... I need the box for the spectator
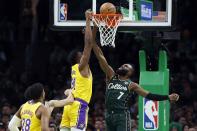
[1,104,12,116]
[1,114,10,130]
[170,122,182,131]
[179,117,187,126]
[49,123,58,131]
[183,124,189,131]
[188,128,196,131]
[0,122,6,131]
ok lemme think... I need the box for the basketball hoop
[92,14,122,47]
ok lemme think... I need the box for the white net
[92,14,122,47]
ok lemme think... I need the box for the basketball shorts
[105,110,131,131]
[60,98,89,130]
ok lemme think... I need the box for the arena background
[0,0,197,130]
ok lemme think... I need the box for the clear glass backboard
[50,0,176,31]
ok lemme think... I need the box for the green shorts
[105,110,131,131]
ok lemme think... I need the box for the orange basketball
[100,2,116,14]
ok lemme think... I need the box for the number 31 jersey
[105,76,132,111]
[20,101,42,131]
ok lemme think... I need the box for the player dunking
[8,83,73,131]
[60,10,93,131]
[92,27,179,131]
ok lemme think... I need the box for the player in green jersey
[92,27,179,131]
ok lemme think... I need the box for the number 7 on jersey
[117,92,124,99]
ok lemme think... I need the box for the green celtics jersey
[105,75,132,111]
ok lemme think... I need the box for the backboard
[50,0,176,31]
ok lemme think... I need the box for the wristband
[146,93,169,101]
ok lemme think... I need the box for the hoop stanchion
[92,14,122,47]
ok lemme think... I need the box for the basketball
[100,2,116,14]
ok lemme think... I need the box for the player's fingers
[173,94,177,98]
[93,21,98,27]
[85,9,92,14]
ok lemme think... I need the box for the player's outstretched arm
[78,10,93,71]
[92,27,115,79]
[48,93,74,108]
[8,107,22,131]
[129,82,179,102]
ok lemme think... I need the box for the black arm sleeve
[145,93,169,101]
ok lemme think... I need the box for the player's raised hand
[64,89,72,96]
[169,93,179,102]
[85,9,92,20]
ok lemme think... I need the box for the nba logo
[143,98,159,130]
[59,3,68,21]
[140,1,153,20]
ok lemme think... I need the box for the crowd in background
[0,0,197,131]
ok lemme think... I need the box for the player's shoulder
[129,82,139,89]
[35,103,49,119]
[20,101,29,110]
[129,81,137,86]
[72,64,79,70]
[36,103,46,112]
[22,101,28,106]
[39,103,46,109]
[127,79,133,84]
[111,75,118,80]
[106,75,116,83]
[36,103,49,116]
[18,104,24,113]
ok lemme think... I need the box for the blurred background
[0,0,197,131]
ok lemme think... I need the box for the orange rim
[92,14,122,27]
[92,14,122,17]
